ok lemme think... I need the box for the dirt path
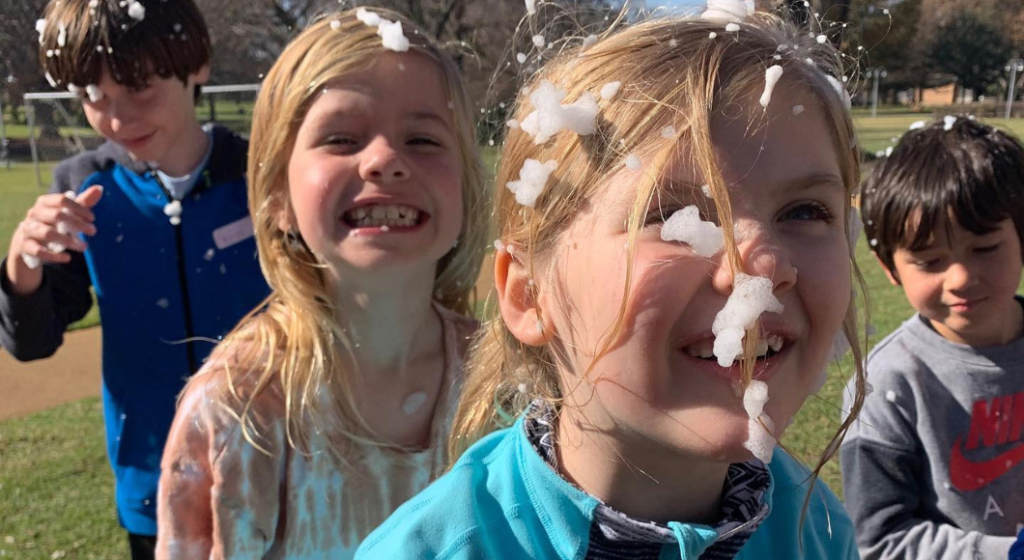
[0,328,102,421]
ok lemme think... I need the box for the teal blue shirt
[356,416,859,560]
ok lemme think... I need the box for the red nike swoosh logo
[949,436,1024,491]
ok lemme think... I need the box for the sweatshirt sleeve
[157,370,286,560]
[840,370,1015,560]
[0,163,93,361]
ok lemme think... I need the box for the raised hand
[5,185,104,296]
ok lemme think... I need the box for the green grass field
[0,163,100,331]
[0,112,1021,558]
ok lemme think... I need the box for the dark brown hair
[862,117,1024,275]
[38,0,211,94]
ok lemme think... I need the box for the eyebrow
[782,173,845,194]
[407,111,452,129]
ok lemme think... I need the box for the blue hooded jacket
[356,415,859,560]
[0,125,270,535]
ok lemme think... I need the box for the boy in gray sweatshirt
[841,117,1024,560]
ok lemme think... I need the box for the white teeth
[755,339,769,357]
[767,334,783,352]
[683,340,715,359]
[344,204,421,228]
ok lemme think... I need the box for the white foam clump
[600,81,621,100]
[377,20,410,52]
[792,104,805,115]
[356,8,382,26]
[45,72,59,88]
[127,1,145,21]
[712,273,784,367]
[48,192,78,254]
[725,23,740,32]
[701,0,754,22]
[493,239,506,252]
[519,80,599,144]
[759,65,784,108]
[164,200,183,225]
[744,414,776,463]
[709,31,718,39]
[624,154,642,170]
[36,19,47,44]
[909,120,926,130]
[943,115,957,131]
[57,23,67,47]
[85,85,103,103]
[741,381,776,462]
[516,53,527,64]
[826,75,851,110]
[22,254,41,270]
[661,206,724,258]
[355,8,409,52]
[525,0,537,15]
[885,390,897,403]
[532,34,545,48]
[742,380,769,419]
[506,159,557,208]
[330,20,341,30]
[661,125,676,139]
[507,119,520,129]
[581,34,599,51]
[815,34,827,44]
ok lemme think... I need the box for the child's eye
[914,258,940,270]
[408,136,442,147]
[323,135,358,147]
[781,201,835,223]
[975,243,1000,254]
[645,206,679,225]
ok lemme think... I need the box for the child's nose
[359,137,410,183]
[711,223,797,296]
[945,262,975,291]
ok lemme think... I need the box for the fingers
[26,198,97,236]
[23,219,87,253]
[19,235,74,265]
[77,185,104,209]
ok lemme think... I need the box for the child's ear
[495,247,551,346]
[192,65,211,85]
[271,192,296,234]
[876,254,901,286]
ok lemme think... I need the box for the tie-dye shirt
[156,303,477,560]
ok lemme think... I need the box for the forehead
[706,86,840,192]
[313,52,449,115]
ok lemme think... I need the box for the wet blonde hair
[213,8,487,455]
[450,13,867,496]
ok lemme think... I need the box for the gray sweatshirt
[840,310,1023,560]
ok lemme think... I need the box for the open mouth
[681,333,786,363]
[342,204,426,229]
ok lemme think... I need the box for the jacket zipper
[152,173,198,374]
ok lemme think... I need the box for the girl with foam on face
[357,9,867,560]
[155,8,487,559]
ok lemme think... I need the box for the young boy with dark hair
[0,0,269,557]
[841,117,1024,560]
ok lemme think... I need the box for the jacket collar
[513,414,776,559]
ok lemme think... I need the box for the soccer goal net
[23,83,260,188]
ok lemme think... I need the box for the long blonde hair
[212,8,487,455]
[450,13,868,495]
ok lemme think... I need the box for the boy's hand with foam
[5,185,104,295]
